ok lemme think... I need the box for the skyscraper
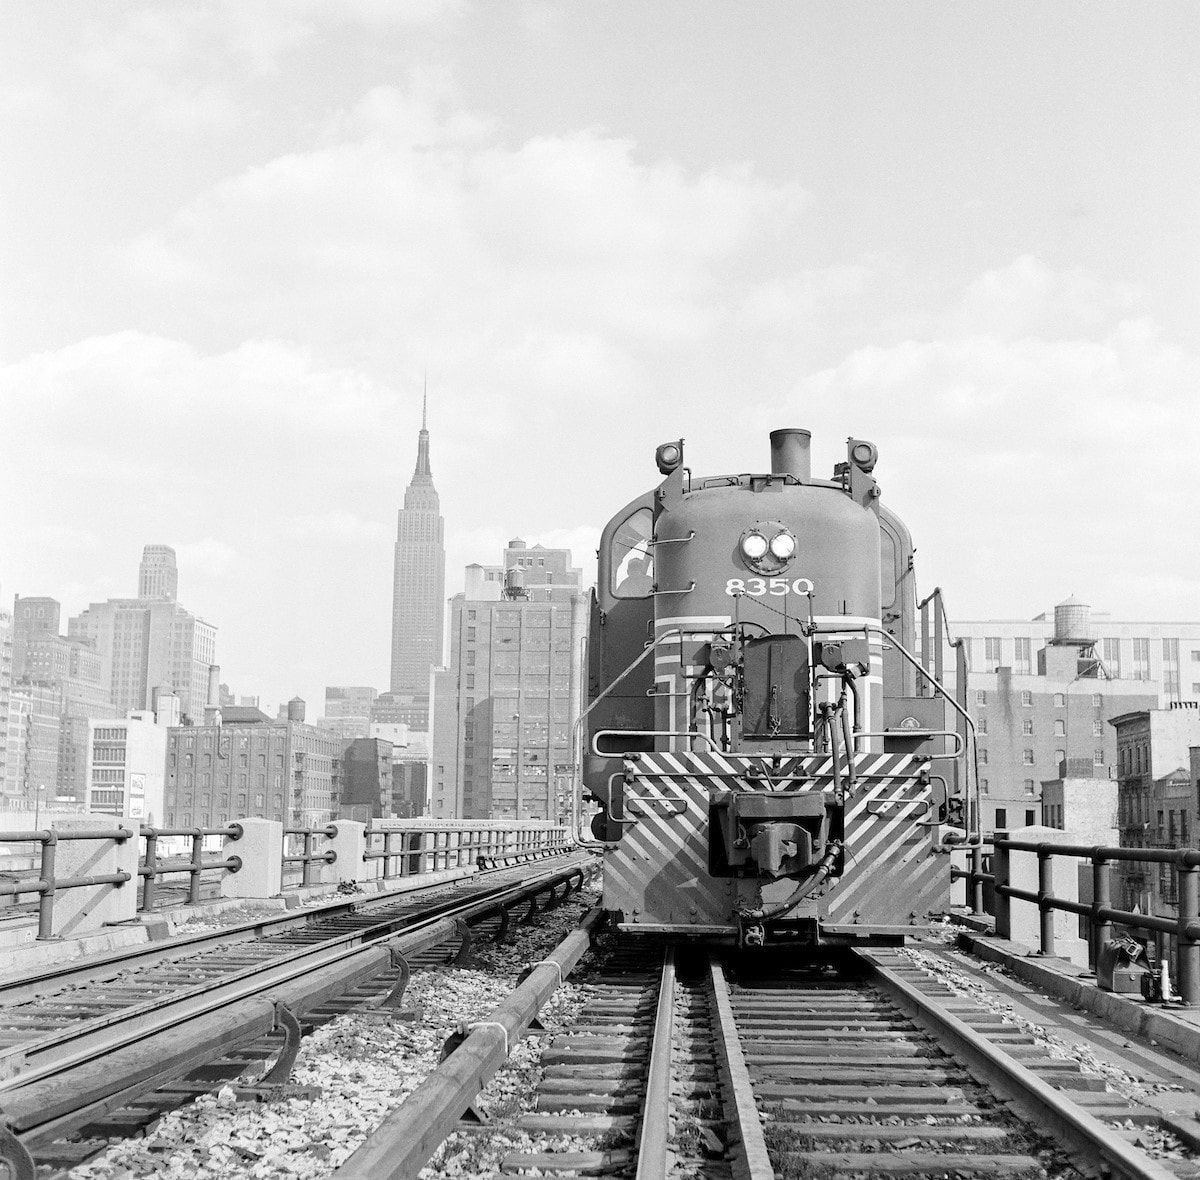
[390,399,445,702]
[68,547,216,722]
[138,544,179,601]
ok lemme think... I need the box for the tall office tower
[430,540,588,821]
[138,544,179,601]
[390,400,446,700]
[10,596,61,677]
[68,548,216,722]
[0,601,11,792]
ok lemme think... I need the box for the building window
[1053,693,1065,708]
[975,690,987,706]
[1014,637,1032,675]
[1094,749,1105,764]
[1092,720,1103,736]
[1024,780,1035,795]
[1054,749,1065,766]
[980,779,989,794]
[1021,690,1033,707]
[1092,693,1102,707]
[995,808,1008,828]
[1025,809,1037,826]
[1022,749,1035,765]
[1022,719,1033,735]
[1054,719,1066,736]
[1164,638,1180,663]
[985,637,1002,672]
[979,748,988,764]
[977,717,987,735]
[1102,638,1121,676]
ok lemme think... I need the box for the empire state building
[390,402,445,703]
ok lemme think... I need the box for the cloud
[114,81,806,380]
[940,254,1143,341]
[782,285,1200,620]
[282,513,391,543]
[175,538,238,579]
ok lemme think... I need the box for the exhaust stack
[769,429,811,482]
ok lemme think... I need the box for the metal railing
[0,825,136,939]
[0,819,575,940]
[952,832,1200,1006]
[283,824,338,887]
[363,821,571,877]
[139,824,244,910]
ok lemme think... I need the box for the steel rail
[707,958,774,1180]
[2,862,594,1102]
[331,908,603,1180]
[1,860,590,1076]
[635,945,677,1180]
[0,854,586,1005]
[3,907,471,1151]
[858,949,1179,1180]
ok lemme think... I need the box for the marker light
[741,532,769,559]
[655,440,684,475]
[769,532,796,559]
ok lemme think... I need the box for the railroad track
[0,854,595,1176]
[7,907,1200,1179]
[497,943,1200,1178]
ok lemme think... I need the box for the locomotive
[583,428,974,948]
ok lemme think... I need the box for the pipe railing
[952,833,1200,1006]
[0,819,575,939]
[362,822,571,878]
[0,825,136,939]
[139,824,244,910]
[283,824,339,887]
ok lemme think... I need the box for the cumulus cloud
[781,276,1200,621]
[114,81,805,388]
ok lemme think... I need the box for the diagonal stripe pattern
[603,749,947,934]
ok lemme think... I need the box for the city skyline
[3,4,1199,713]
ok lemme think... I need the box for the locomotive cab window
[611,506,655,598]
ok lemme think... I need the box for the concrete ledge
[0,924,150,983]
[957,931,1200,1064]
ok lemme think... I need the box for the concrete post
[1005,825,1090,968]
[949,847,967,908]
[324,821,367,885]
[53,815,140,938]
[221,817,283,899]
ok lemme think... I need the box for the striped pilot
[583,429,973,948]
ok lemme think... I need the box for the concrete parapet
[325,821,366,885]
[53,815,140,939]
[221,818,283,899]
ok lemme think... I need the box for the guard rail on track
[952,831,1200,1005]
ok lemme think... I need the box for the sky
[2,1,1199,715]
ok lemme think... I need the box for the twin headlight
[739,524,797,573]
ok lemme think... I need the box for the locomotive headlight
[741,532,769,560]
[769,532,796,560]
[740,520,798,574]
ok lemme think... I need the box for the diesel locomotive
[583,428,975,948]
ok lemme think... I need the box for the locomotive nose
[769,428,811,481]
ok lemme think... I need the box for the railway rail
[8,906,1200,1178]
[0,852,594,1176]
[484,940,1200,1178]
